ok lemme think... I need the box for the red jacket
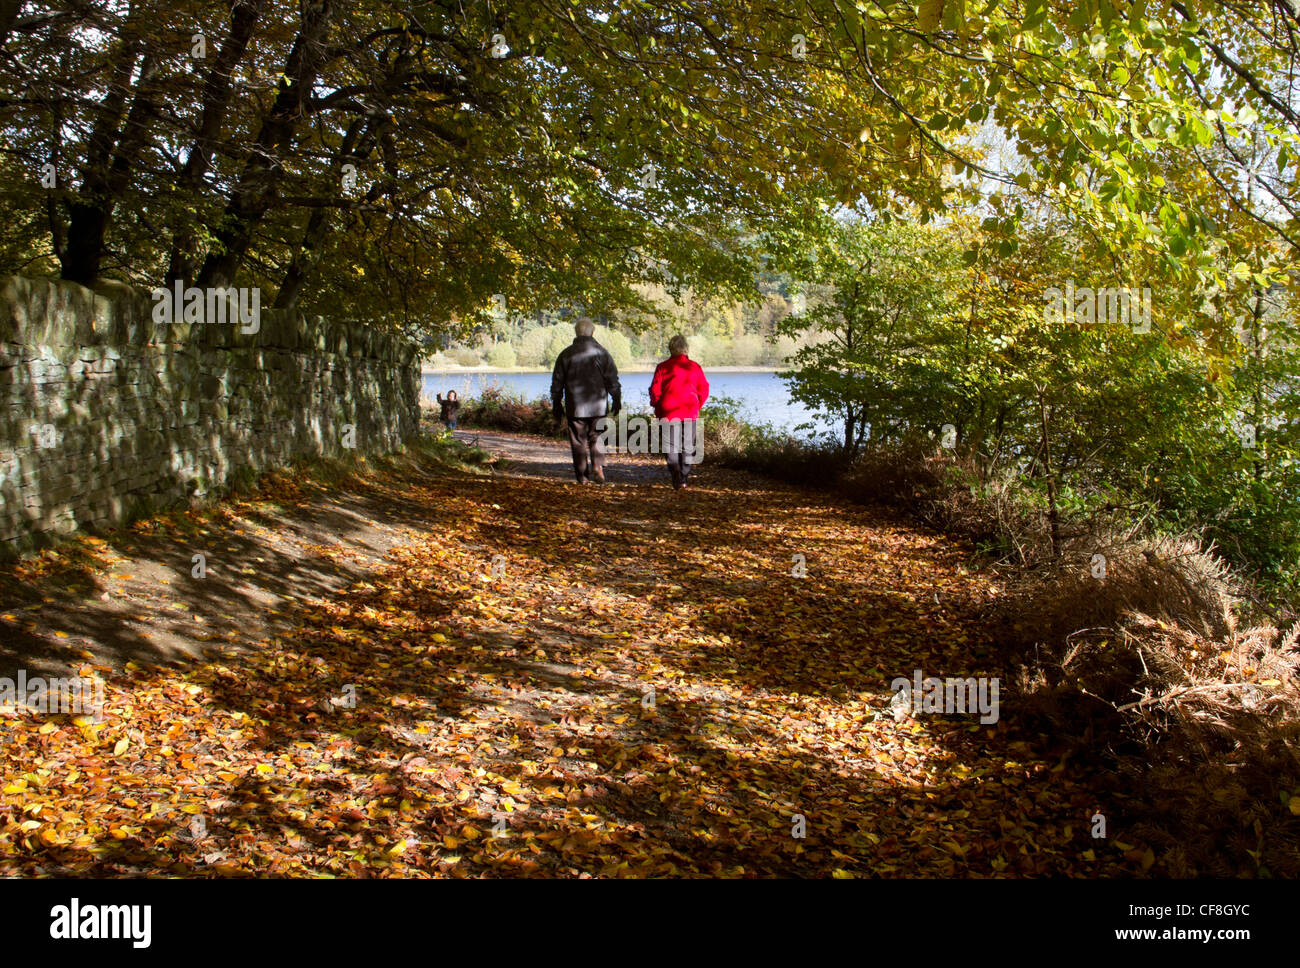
[649,354,709,420]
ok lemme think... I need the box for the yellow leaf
[1289,798,1300,817]
[112,738,129,756]
[38,721,59,735]
[1141,848,1155,870]
[918,0,945,32]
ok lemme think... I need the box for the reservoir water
[423,369,824,437]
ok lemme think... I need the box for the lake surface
[423,369,825,436]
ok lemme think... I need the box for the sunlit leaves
[0,440,1150,877]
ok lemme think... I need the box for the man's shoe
[588,471,607,484]
[669,466,683,489]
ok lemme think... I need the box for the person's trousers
[663,419,698,481]
[567,416,606,481]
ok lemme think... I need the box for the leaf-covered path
[0,434,1140,877]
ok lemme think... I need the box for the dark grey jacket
[551,336,622,420]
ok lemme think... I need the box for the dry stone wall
[0,275,420,554]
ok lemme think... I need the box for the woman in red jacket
[649,334,710,489]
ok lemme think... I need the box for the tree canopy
[2,0,1298,340]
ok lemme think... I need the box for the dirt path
[0,431,1140,877]
[453,429,667,485]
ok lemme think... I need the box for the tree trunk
[62,53,162,283]
[195,0,335,290]
[988,404,1007,480]
[1250,289,1265,481]
[1037,389,1061,560]
[45,47,70,263]
[273,113,385,310]
[165,0,268,288]
[58,23,143,283]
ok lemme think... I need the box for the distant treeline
[426,281,823,369]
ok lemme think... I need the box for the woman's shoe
[669,466,683,489]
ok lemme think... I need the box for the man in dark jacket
[550,317,622,483]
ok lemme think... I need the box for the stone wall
[0,275,420,554]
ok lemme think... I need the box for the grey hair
[575,316,596,338]
[669,334,689,356]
